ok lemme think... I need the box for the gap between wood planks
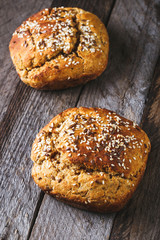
[26,1,117,239]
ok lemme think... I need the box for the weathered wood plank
[109,56,160,240]
[0,0,115,240]
[29,0,160,240]
[30,195,114,240]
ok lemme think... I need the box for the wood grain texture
[29,0,160,240]
[0,0,52,122]
[30,195,114,240]
[109,56,160,240]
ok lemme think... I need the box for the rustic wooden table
[0,0,160,239]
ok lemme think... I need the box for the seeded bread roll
[9,7,109,90]
[31,107,151,212]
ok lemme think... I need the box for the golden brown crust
[31,107,151,212]
[9,7,109,90]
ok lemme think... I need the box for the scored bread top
[31,107,151,212]
[32,107,150,178]
[9,7,109,89]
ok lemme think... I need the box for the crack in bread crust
[9,7,109,90]
[31,107,151,212]
[24,11,82,72]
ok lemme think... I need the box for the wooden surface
[0,0,160,239]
